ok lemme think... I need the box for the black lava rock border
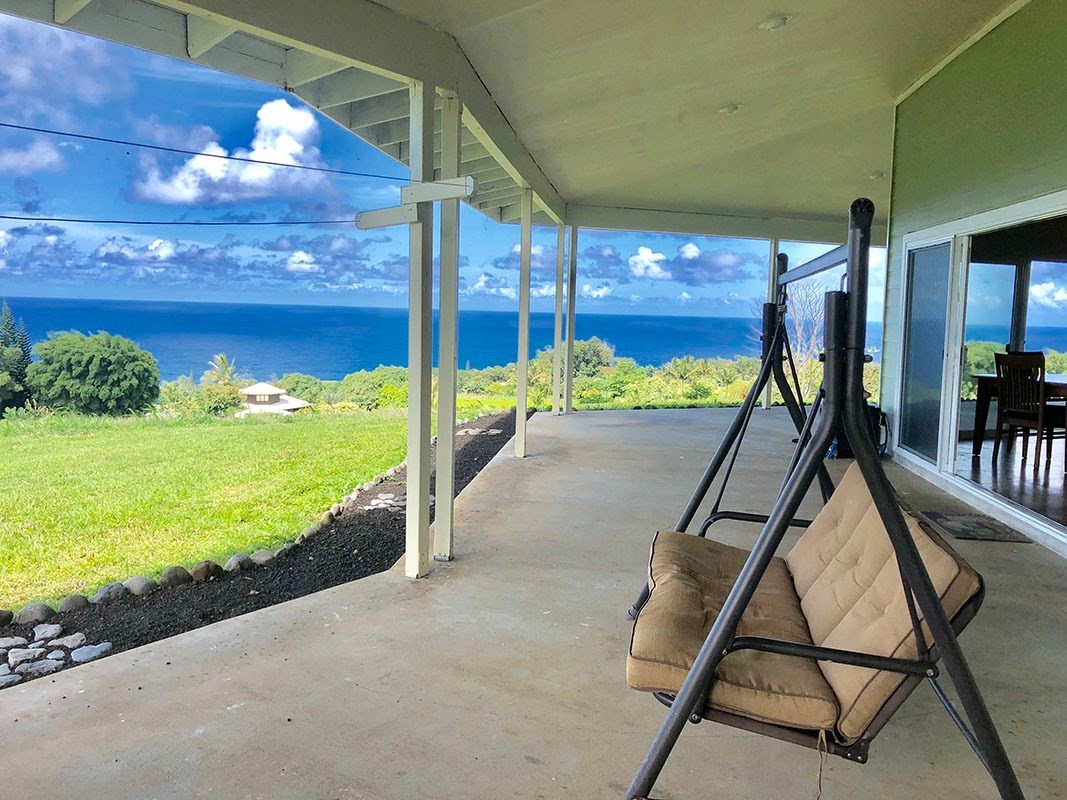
[0,409,517,685]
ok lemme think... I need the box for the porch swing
[626,243,841,621]
[623,200,1025,800]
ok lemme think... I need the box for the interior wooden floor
[956,430,1067,526]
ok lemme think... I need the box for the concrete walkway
[1,409,1063,799]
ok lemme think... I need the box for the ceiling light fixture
[758,14,793,31]
[718,104,742,115]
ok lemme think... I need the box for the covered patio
[1,409,1063,798]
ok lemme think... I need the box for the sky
[0,13,894,319]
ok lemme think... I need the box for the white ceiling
[372,0,1016,229]
[0,0,1019,237]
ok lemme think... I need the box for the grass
[0,410,409,609]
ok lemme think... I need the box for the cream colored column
[564,226,579,413]
[434,92,461,562]
[404,81,434,578]
[515,188,533,457]
[551,224,566,415]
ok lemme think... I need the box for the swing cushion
[785,463,981,742]
[627,531,840,731]
[627,463,982,743]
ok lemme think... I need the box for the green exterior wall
[882,0,1067,426]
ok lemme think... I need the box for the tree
[201,353,242,387]
[0,346,24,410]
[0,301,32,408]
[0,301,15,348]
[27,332,160,415]
[278,372,325,404]
[572,337,615,378]
[784,281,827,402]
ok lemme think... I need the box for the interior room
[956,213,1067,525]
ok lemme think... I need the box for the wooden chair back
[994,351,1046,414]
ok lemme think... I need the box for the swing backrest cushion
[785,463,982,742]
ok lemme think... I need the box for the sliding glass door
[899,243,954,461]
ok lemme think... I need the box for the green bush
[339,366,408,409]
[278,372,326,404]
[28,332,160,415]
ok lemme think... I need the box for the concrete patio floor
[1,408,1064,799]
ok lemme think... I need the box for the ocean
[6,296,1060,382]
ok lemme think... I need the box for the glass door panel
[899,243,952,461]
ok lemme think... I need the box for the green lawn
[0,411,408,609]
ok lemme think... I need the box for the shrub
[572,337,615,377]
[27,332,160,415]
[278,372,326,404]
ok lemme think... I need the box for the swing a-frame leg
[627,260,832,620]
[623,200,1024,800]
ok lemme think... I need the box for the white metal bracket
[355,176,476,229]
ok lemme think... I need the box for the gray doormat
[919,511,1031,543]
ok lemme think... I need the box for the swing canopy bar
[778,243,848,285]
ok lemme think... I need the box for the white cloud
[1030,280,1067,309]
[135,99,328,205]
[679,242,701,259]
[464,271,516,300]
[0,139,65,175]
[679,291,694,303]
[628,246,671,280]
[0,16,130,124]
[286,250,319,272]
[582,283,612,299]
[532,283,556,298]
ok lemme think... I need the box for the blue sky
[0,13,892,319]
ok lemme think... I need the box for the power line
[0,120,413,184]
[0,213,352,227]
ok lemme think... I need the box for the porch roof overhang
[0,0,1023,241]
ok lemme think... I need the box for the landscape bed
[0,410,413,609]
[0,409,516,670]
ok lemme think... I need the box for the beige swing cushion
[627,463,982,743]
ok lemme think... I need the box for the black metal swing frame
[626,249,836,620]
[623,199,1025,800]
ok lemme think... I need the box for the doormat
[918,511,1030,543]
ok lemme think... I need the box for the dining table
[970,372,1067,455]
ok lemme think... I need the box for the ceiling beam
[297,68,406,110]
[283,49,346,87]
[565,204,888,243]
[186,15,236,57]
[152,0,566,222]
[53,0,92,23]
[346,90,411,128]
[457,156,499,175]
[355,110,444,148]
[473,186,522,206]
[463,168,509,187]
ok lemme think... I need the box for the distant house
[236,382,311,417]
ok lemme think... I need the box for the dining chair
[992,351,1066,464]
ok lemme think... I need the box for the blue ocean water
[19,295,1056,383]
[4,296,777,381]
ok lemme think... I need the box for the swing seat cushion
[627,463,983,743]
[626,531,840,731]
[784,463,981,742]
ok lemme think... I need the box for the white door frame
[891,186,1067,557]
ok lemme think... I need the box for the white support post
[763,237,780,410]
[515,188,533,457]
[551,225,566,415]
[405,81,434,578]
[564,226,579,413]
[434,92,461,563]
